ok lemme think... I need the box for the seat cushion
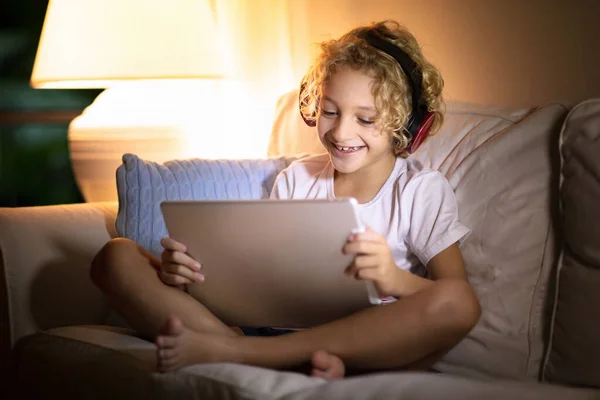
[13,325,599,400]
[542,98,600,387]
[14,325,324,399]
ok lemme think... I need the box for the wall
[295,0,600,107]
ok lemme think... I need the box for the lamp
[31,0,227,202]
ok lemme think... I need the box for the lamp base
[68,82,216,202]
[69,131,184,202]
[68,80,276,202]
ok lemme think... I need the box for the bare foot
[311,350,345,380]
[155,316,234,372]
[155,318,346,377]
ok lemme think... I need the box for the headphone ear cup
[406,112,434,154]
[299,77,317,127]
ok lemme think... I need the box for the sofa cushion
[13,325,324,399]
[13,326,599,400]
[268,90,569,381]
[0,202,118,383]
[283,371,599,400]
[115,154,299,258]
[419,102,568,382]
[267,88,326,157]
[542,98,600,387]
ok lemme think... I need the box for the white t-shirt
[270,154,470,277]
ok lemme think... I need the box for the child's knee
[427,279,481,334]
[90,238,138,288]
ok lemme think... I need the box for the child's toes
[156,334,178,349]
[310,350,345,380]
[158,357,178,372]
[311,368,329,379]
[158,348,177,361]
[311,350,330,370]
[157,349,179,372]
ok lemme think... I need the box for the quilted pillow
[543,98,600,387]
[115,153,300,257]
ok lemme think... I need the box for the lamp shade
[31,0,225,88]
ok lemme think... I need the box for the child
[90,20,480,380]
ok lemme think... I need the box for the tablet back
[161,199,373,328]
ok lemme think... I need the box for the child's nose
[331,116,355,142]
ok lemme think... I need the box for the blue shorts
[240,327,295,337]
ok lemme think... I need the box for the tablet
[161,198,380,329]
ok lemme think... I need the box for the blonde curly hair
[300,20,445,157]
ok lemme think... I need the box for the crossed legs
[91,238,480,376]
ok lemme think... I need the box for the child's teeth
[336,145,361,152]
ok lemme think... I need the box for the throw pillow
[115,153,300,258]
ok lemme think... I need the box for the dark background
[0,0,101,207]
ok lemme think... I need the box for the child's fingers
[161,250,201,271]
[349,228,385,243]
[161,263,204,283]
[352,267,380,281]
[344,255,378,277]
[343,240,383,256]
[158,270,194,286]
[353,254,379,268]
[160,236,187,252]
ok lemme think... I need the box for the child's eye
[358,118,375,125]
[321,110,337,117]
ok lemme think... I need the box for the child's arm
[389,242,468,297]
[344,228,468,298]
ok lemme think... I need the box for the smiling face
[317,67,396,177]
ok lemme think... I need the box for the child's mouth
[333,144,365,153]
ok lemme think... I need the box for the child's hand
[159,237,204,286]
[342,227,400,297]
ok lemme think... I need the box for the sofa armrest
[0,202,118,362]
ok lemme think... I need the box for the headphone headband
[355,30,426,135]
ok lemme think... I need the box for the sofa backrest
[268,91,569,381]
[542,99,600,388]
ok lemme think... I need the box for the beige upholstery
[267,89,325,157]
[543,99,600,387]
[2,97,600,398]
[419,102,567,380]
[268,93,569,380]
[16,326,324,399]
[14,326,599,400]
[0,202,118,387]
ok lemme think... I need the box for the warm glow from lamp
[30,0,236,202]
[31,0,224,87]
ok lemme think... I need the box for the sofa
[2,93,600,399]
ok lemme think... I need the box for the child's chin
[330,157,362,174]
